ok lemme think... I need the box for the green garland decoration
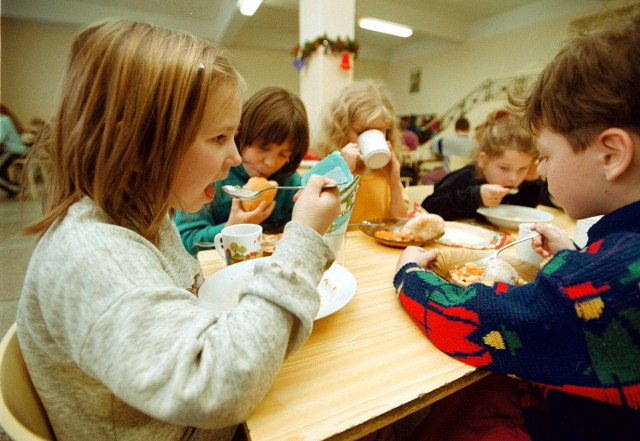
[292,34,360,61]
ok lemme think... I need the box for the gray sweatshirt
[16,197,334,440]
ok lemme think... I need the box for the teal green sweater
[176,165,301,256]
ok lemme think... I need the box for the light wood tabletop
[198,206,575,441]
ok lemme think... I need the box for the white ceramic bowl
[476,205,554,230]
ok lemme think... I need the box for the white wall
[0,17,388,125]
[389,0,638,115]
[2,0,635,124]
[1,19,75,123]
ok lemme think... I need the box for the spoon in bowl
[221,182,346,201]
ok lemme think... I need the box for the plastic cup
[516,223,542,265]
[574,215,603,248]
[357,129,391,169]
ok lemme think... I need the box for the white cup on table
[357,129,391,170]
[214,224,263,266]
[574,215,603,248]
[516,223,542,266]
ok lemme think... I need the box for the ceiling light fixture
[238,0,263,17]
[358,17,413,38]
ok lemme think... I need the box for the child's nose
[263,153,277,167]
[228,144,242,166]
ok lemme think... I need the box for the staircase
[434,69,542,136]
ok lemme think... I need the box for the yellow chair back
[0,323,55,440]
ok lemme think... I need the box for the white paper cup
[516,223,542,266]
[214,224,263,265]
[574,215,603,248]
[357,129,391,169]
[323,231,347,266]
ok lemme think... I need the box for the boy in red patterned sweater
[393,12,640,441]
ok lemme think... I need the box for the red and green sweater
[394,200,640,440]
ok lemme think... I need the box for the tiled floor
[0,194,41,339]
[0,192,41,439]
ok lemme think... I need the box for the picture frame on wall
[409,67,421,93]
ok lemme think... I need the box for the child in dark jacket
[422,110,543,221]
[395,12,640,441]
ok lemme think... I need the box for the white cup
[357,129,391,169]
[214,224,263,266]
[574,215,603,248]
[516,223,542,266]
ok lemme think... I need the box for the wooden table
[198,206,575,441]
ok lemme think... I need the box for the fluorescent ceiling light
[239,0,263,16]
[358,17,413,38]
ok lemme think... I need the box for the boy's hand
[227,198,275,226]
[291,174,340,234]
[396,247,440,272]
[531,223,575,258]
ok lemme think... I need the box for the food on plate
[448,262,484,287]
[481,258,520,285]
[374,228,413,242]
[261,233,282,254]
[241,177,278,211]
[372,214,445,243]
[400,214,445,241]
[449,259,524,287]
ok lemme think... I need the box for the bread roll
[400,214,446,241]
[481,258,519,285]
[241,177,278,211]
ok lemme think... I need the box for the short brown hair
[455,117,470,132]
[235,87,309,178]
[511,12,640,151]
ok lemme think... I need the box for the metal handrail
[436,69,541,133]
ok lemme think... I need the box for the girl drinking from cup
[17,18,340,440]
[422,109,543,221]
[176,86,309,256]
[314,79,408,224]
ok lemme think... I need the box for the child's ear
[597,128,633,181]
[477,151,488,168]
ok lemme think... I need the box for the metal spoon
[221,182,346,200]
[348,219,408,229]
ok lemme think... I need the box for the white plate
[198,258,356,320]
[476,205,554,230]
[434,221,510,250]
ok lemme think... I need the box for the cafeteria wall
[2,0,636,125]
[0,17,389,126]
[391,0,639,115]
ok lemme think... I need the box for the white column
[299,0,355,142]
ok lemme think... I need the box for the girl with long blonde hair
[314,79,408,224]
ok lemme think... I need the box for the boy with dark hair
[395,12,640,440]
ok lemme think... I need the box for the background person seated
[421,116,475,185]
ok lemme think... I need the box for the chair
[0,323,55,440]
[7,159,47,200]
[406,184,434,206]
